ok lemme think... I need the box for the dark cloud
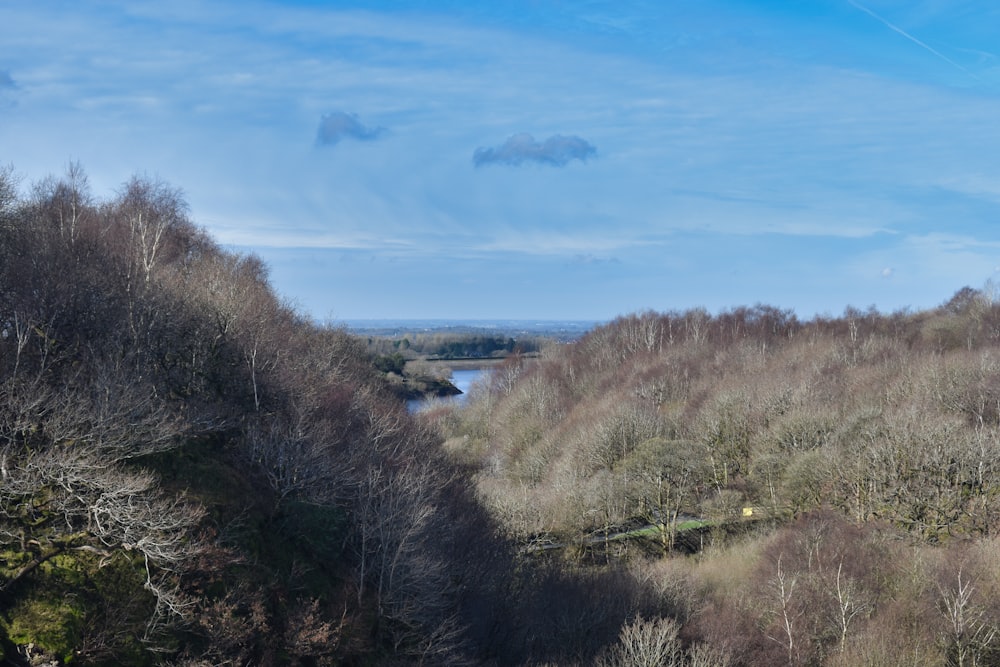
[473,132,596,167]
[315,111,385,146]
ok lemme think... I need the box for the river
[407,367,490,412]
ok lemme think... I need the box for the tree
[697,392,755,491]
[30,160,93,243]
[619,437,709,553]
[1,442,204,653]
[0,162,20,222]
[937,562,999,667]
[354,456,467,661]
[598,616,685,667]
[750,512,887,666]
[112,174,190,285]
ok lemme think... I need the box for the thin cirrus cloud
[473,132,596,167]
[0,69,15,108]
[315,111,385,147]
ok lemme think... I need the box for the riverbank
[385,372,461,401]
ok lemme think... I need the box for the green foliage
[373,351,406,374]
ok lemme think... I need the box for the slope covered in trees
[0,164,673,666]
[0,163,490,663]
[440,298,1000,665]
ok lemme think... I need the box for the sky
[2,1,1000,322]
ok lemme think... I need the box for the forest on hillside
[0,164,534,666]
[3,162,1000,666]
[433,294,1000,666]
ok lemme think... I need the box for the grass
[600,519,716,543]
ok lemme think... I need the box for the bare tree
[1,444,204,635]
[353,458,467,661]
[763,554,803,666]
[620,437,709,553]
[114,174,190,285]
[0,162,18,219]
[30,160,93,243]
[246,417,332,502]
[598,615,685,667]
[938,567,998,667]
[832,558,872,653]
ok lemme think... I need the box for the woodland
[367,332,534,362]
[3,163,1000,666]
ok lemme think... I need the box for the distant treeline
[367,331,545,360]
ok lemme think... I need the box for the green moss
[2,593,84,663]
[0,547,160,665]
[0,548,32,578]
[43,552,89,586]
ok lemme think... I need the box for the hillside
[0,165,533,665]
[439,298,1000,664]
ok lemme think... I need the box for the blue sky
[2,1,1000,321]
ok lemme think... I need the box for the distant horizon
[333,286,976,331]
[339,317,604,326]
[338,317,606,339]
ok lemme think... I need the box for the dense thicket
[441,298,1000,665]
